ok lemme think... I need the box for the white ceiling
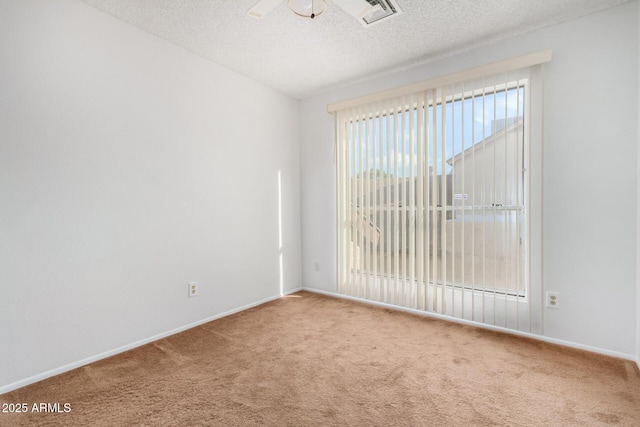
[80,0,630,99]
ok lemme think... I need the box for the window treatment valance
[327,50,551,113]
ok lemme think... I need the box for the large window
[332,53,549,332]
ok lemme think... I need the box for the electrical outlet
[314,261,320,272]
[546,291,559,309]
[188,282,199,298]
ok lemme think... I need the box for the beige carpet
[1,291,639,426]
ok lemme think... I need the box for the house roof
[447,116,523,165]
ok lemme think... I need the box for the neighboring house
[444,117,525,292]
[447,117,524,209]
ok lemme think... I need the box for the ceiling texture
[80,0,630,99]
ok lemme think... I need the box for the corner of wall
[637,0,640,371]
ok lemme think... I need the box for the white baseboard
[0,287,303,395]
[301,287,637,362]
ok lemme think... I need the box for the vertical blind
[330,51,550,333]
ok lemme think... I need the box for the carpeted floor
[1,291,639,426]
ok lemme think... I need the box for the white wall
[0,0,301,392]
[637,0,640,368]
[300,2,638,357]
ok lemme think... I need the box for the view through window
[338,82,528,313]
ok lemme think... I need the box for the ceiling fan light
[288,0,326,18]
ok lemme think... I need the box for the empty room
[1,0,639,425]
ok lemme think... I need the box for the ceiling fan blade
[333,0,374,19]
[247,0,284,18]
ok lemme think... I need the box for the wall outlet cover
[188,282,199,298]
[546,291,559,309]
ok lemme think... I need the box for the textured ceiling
[79,0,630,99]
